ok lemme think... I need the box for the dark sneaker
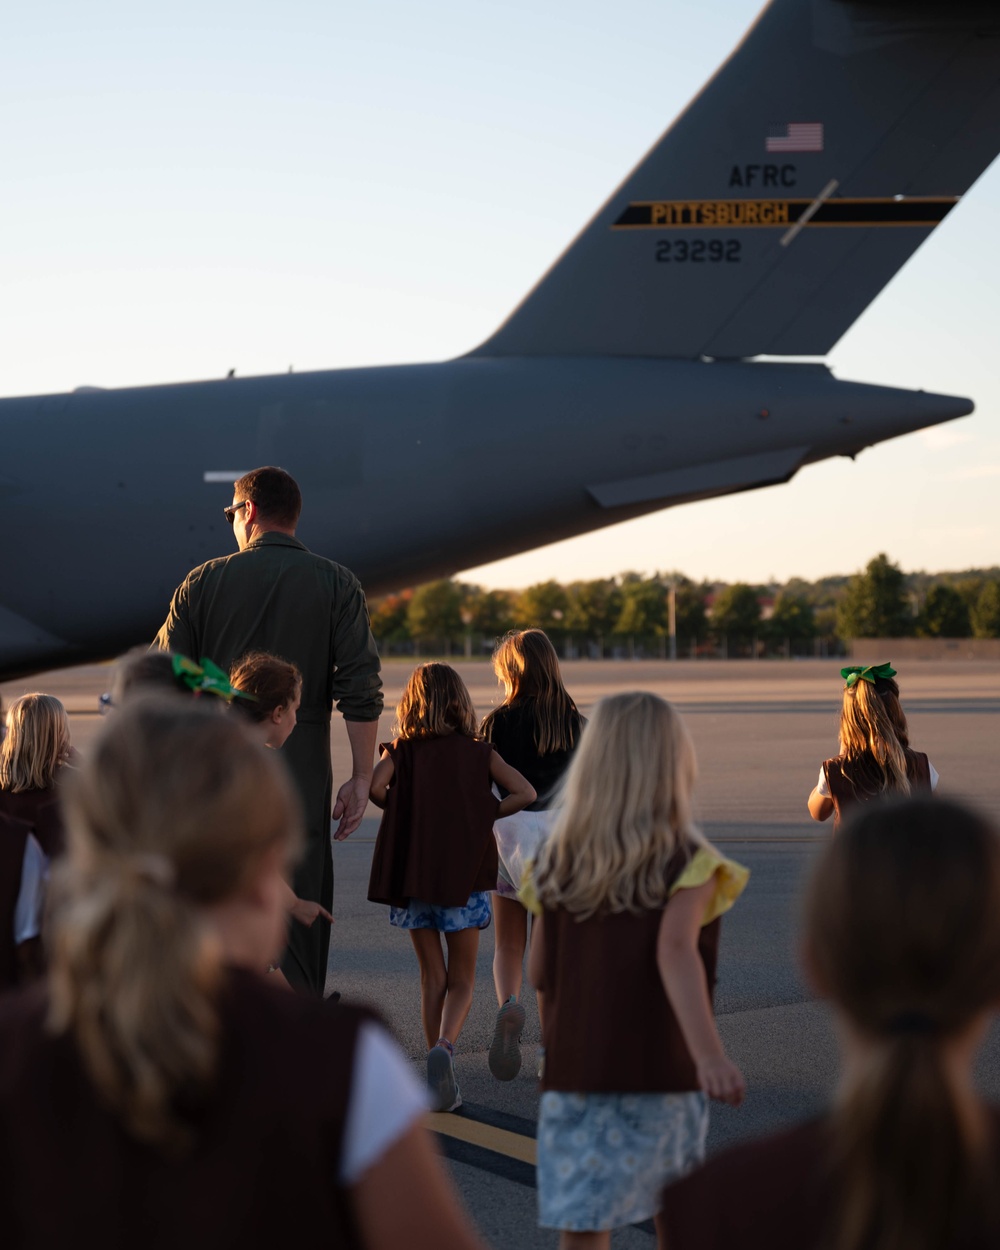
[427,1043,459,1111]
[488,997,526,1081]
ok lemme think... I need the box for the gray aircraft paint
[2,0,998,676]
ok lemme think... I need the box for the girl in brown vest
[368,663,535,1112]
[481,628,584,1082]
[0,697,488,1250]
[661,796,1000,1250]
[229,651,334,938]
[524,691,747,1250]
[0,692,71,858]
[807,663,936,827]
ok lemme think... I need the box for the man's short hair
[234,467,302,528]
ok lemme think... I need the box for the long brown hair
[806,798,1000,1250]
[47,698,302,1152]
[0,693,71,791]
[394,663,478,739]
[837,676,911,798]
[534,692,708,918]
[481,629,581,755]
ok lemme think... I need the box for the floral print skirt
[536,1089,708,1230]
[389,891,492,931]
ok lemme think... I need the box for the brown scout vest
[0,786,65,859]
[0,968,368,1249]
[368,734,500,908]
[537,847,720,1093]
[823,750,932,826]
[661,1109,1000,1250]
[0,813,32,991]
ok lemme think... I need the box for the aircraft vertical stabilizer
[474,0,1000,360]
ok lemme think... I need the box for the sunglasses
[223,501,249,524]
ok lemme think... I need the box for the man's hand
[333,775,371,841]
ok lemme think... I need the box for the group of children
[0,648,331,994]
[2,633,990,1250]
[358,638,954,1248]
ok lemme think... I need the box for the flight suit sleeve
[330,572,383,722]
[153,576,197,658]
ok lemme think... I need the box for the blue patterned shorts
[389,891,492,931]
[536,1089,708,1230]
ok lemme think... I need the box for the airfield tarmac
[5,657,1000,1247]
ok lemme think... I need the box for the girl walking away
[0,697,488,1250]
[0,693,72,858]
[525,691,747,1250]
[661,796,1000,1250]
[481,628,584,1081]
[368,663,535,1112]
[807,662,937,827]
[0,809,46,991]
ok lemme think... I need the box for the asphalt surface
[6,658,1000,1248]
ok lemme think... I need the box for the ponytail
[830,1034,985,1250]
[48,698,302,1152]
[47,857,221,1152]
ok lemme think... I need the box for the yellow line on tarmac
[429,1113,537,1165]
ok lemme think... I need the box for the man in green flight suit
[155,466,382,993]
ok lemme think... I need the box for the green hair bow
[840,662,897,689]
[171,654,255,702]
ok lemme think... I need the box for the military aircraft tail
[474,0,1000,360]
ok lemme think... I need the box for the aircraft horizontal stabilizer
[475,0,1000,359]
[588,446,808,509]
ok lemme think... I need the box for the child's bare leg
[560,1232,610,1250]
[440,927,480,1045]
[492,894,528,1004]
[528,913,544,1033]
[409,929,448,1049]
[654,1211,670,1249]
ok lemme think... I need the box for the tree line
[368,554,1000,658]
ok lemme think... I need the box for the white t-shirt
[340,1022,430,1184]
[13,834,47,945]
[815,760,939,797]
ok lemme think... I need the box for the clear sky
[3,1,997,588]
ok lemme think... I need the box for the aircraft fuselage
[0,356,968,674]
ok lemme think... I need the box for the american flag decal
[766,123,823,153]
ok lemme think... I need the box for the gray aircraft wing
[476,0,1000,359]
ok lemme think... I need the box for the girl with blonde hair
[661,796,1000,1250]
[0,697,487,1250]
[525,691,747,1249]
[0,692,72,857]
[368,663,536,1112]
[808,663,936,826]
[480,628,584,1081]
